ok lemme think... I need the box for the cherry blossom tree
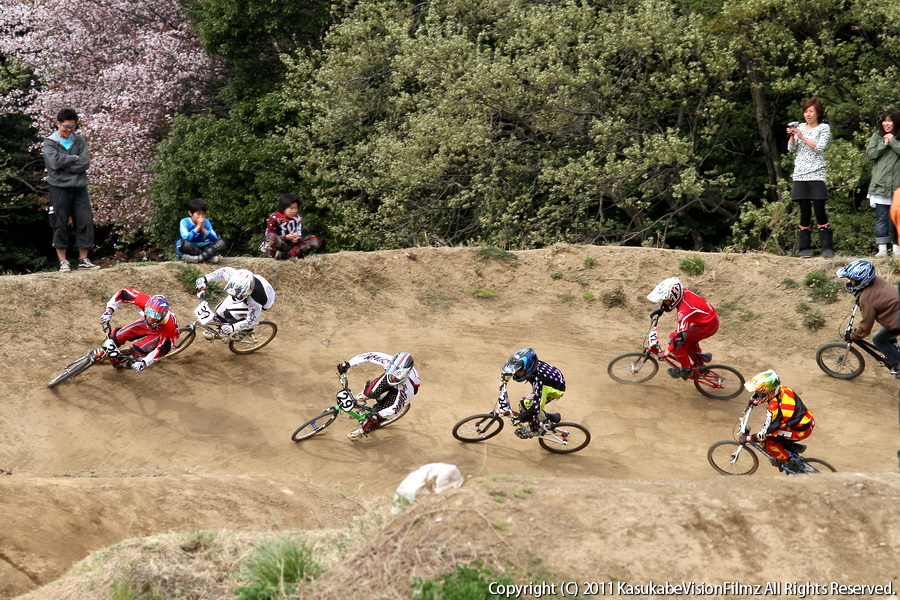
[0,0,221,234]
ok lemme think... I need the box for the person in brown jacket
[836,259,900,376]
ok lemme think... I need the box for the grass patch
[602,285,626,308]
[782,278,799,289]
[559,293,576,303]
[716,300,759,321]
[419,291,455,310]
[470,288,497,299]
[550,272,563,280]
[804,270,842,304]
[235,538,323,600]
[583,292,596,302]
[679,256,706,276]
[411,564,514,600]
[475,246,517,265]
[583,256,596,269]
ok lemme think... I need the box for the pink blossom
[0,0,221,234]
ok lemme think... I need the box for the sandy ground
[0,246,897,598]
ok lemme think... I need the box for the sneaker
[78,258,100,270]
[876,247,889,258]
[59,260,71,272]
[208,255,220,264]
[894,245,900,258]
[182,254,201,263]
[799,249,813,259]
[347,427,364,442]
[821,248,834,259]
[667,367,692,380]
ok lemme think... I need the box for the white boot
[876,244,888,257]
[347,427,364,442]
[893,245,900,258]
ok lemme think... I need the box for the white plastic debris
[392,463,463,514]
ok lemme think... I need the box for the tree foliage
[281,0,742,250]
[148,114,307,256]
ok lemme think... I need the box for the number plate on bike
[336,389,356,411]
[194,301,215,325]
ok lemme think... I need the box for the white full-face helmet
[385,352,414,387]
[225,269,255,301]
[647,277,684,311]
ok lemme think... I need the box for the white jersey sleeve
[348,351,392,369]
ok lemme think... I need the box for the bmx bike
[815,303,900,380]
[48,323,136,388]
[166,294,277,358]
[450,382,591,454]
[707,404,836,475]
[291,373,411,441]
[607,314,745,399]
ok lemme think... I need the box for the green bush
[411,564,514,600]
[176,264,224,303]
[602,285,626,308]
[804,271,842,304]
[583,256,596,269]
[796,302,826,331]
[679,256,706,276]
[235,538,322,600]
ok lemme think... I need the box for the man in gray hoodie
[42,107,99,271]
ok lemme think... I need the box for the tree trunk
[747,64,782,201]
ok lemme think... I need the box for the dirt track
[1,246,898,598]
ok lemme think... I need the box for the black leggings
[798,199,829,228]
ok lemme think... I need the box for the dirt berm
[0,246,897,598]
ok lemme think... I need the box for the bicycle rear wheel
[229,321,278,354]
[538,422,591,454]
[607,352,659,384]
[48,354,95,388]
[707,440,759,475]
[815,342,865,379]
[694,364,744,400]
[800,457,836,473]
[452,413,503,442]
[291,409,339,441]
[166,325,196,358]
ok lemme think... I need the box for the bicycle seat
[694,352,712,363]
[783,441,807,454]
[542,412,561,424]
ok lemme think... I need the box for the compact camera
[787,121,800,129]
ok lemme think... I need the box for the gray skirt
[791,180,828,201]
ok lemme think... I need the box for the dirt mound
[0,246,898,598]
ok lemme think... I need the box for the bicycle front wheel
[607,352,659,384]
[815,342,865,379]
[166,325,196,358]
[707,440,759,475]
[452,413,503,442]
[694,364,744,400]
[229,321,278,354]
[538,422,591,454]
[291,409,339,441]
[48,354,95,388]
[801,457,837,473]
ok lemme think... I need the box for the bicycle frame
[182,298,238,342]
[332,373,381,424]
[729,405,817,475]
[840,303,894,367]
[496,382,567,441]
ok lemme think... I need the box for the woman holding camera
[787,98,833,258]
[865,108,900,258]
